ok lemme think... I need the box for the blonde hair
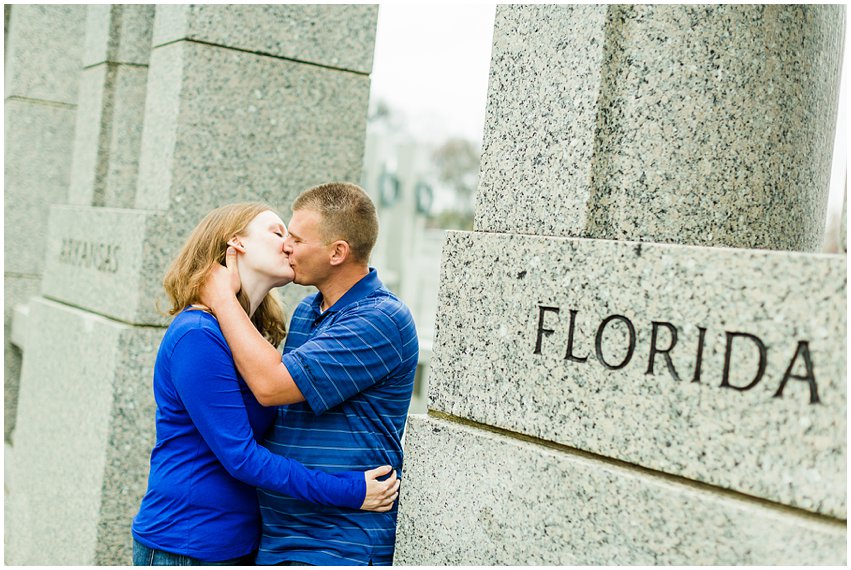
[163,202,287,347]
[292,182,378,263]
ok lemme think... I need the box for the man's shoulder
[347,288,415,328]
[290,293,319,324]
[295,292,320,311]
[333,290,418,363]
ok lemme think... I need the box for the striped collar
[311,267,383,318]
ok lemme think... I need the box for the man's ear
[227,237,247,253]
[328,240,351,266]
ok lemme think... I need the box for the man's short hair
[293,182,379,263]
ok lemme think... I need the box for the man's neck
[317,265,369,311]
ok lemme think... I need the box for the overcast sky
[369,4,496,145]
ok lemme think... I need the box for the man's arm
[200,247,305,406]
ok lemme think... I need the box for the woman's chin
[272,276,294,288]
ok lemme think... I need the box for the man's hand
[201,246,241,312]
[360,465,400,512]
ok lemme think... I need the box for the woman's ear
[227,237,247,253]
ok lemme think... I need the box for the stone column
[476,5,842,252]
[842,181,847,253]
[395,5,846,564]
[68,5,154,208]
[3,5,86,442]
[7,5,377,565]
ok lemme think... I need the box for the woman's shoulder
[165,308,225,346]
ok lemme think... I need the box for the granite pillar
[842,182,847,253]
[7,5,377,565]
[395,5,846,564]
[3,5,86,442]
[68,5,154,208]
[476,5,843,252]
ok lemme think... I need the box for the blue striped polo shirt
[255,268,418,566]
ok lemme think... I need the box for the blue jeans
[133,538,254,566]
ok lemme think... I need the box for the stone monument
[4,4,86,443]
[5,5,378,564]
[395,5,846,564]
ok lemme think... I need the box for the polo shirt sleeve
[170,326,365,509]
[283,307,404,415]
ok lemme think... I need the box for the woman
[132,203,398,565]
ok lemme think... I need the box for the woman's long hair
[163,202,287,347]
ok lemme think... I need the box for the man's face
[284,209,332,286]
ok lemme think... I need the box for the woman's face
[235,210,295,287]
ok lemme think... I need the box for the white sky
[369,3,496,145]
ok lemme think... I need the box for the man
[201,182,419,565]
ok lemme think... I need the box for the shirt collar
[311,267,383,318]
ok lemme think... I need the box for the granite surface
[477,4,607,242]
[10,302,30,350]
[94,323,162,564]
[477,5,843,252]
[83,5,155,67]
[68,64,149,208]
[4,99,77,275]
[4,4,86,104]
[429,231,846,518]
[842,188,847,253]
[394,415,846,565]
[5,298,161,565]
[67,65,107,204]
[152,4,377,73]
[41,206,169,326]
[3,276,39,442]
[135,40,371,227]
[102,65,149,207]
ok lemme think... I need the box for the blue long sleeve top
[132,308,365,562]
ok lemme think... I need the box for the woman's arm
[201,252,303,406]
[170,326,397,511]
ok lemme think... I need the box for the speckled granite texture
[135,40,371,226]
[4,4,86,104]
[842,189,847,253]
[394,415,846,565]
[41,206,171,326]
[4,3,85,452]
[68,64,149,207]
[4,98,77,443]
[83,5,155,67]
[94,322,162,565]
[69,5,154,208]
[5,299,161,565]
[152,4,377,73]
[4,101,77,275]
[3,276,38,442]
[477,5,843,252]
[429,231,846,518]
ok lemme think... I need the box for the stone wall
[394,5,846,564]
[4,4,86,442]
